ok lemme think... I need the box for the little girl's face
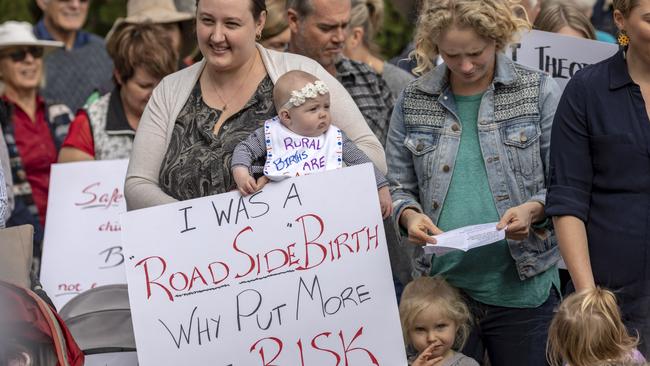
[284,93,332,137]
[409,305,458,360]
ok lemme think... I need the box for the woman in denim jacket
[386,1,562,364]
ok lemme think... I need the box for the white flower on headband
[283,80,329,109]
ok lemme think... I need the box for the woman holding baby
[125,0,385,209]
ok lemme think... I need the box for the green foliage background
[0,0,412,59]
[377,0,414,59]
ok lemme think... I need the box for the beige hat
[106,0,195,56]
[121,0,194,25]
[0,21,63,51]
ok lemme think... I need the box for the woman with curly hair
[386,0,562,364]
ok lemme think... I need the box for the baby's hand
[378,186,393,219]
[233,166,257,196]
[256,175,270,191]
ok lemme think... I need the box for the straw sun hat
[0,21,63,52]
[106,0,195,56]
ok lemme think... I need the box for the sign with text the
[507,29,619,90]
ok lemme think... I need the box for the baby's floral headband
[281,80,329,110]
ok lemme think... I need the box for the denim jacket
[387,54,561,280]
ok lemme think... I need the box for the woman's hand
[497,201,544,240]
[412,344,444,366]
[399,209,443,245]
[232,166,257,196]
[378,186,393,219]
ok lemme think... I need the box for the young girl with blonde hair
[400,277,478,366]
[547,288,646,366]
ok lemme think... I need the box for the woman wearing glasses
[0,21,73,249]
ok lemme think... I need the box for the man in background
[286,0,393,146]
[34,0,113,111]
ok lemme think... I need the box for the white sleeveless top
[263,117,343,180]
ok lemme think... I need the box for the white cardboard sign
[121,164,407,366]
[507,30,619,89]
[41,160,128,310]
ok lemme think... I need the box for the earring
[618,30,630,46]
[255,32,262,41]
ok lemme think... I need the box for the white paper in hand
[424,223,506,255]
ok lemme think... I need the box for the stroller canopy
[59,284,136,355]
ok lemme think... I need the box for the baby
[232,70,392,218]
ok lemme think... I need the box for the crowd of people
[0,0,649,365]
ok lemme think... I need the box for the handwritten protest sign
[507,30,618,89]
[121,164,407,365]
[41,160,128,310]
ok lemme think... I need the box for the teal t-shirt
[432,93,558,308]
